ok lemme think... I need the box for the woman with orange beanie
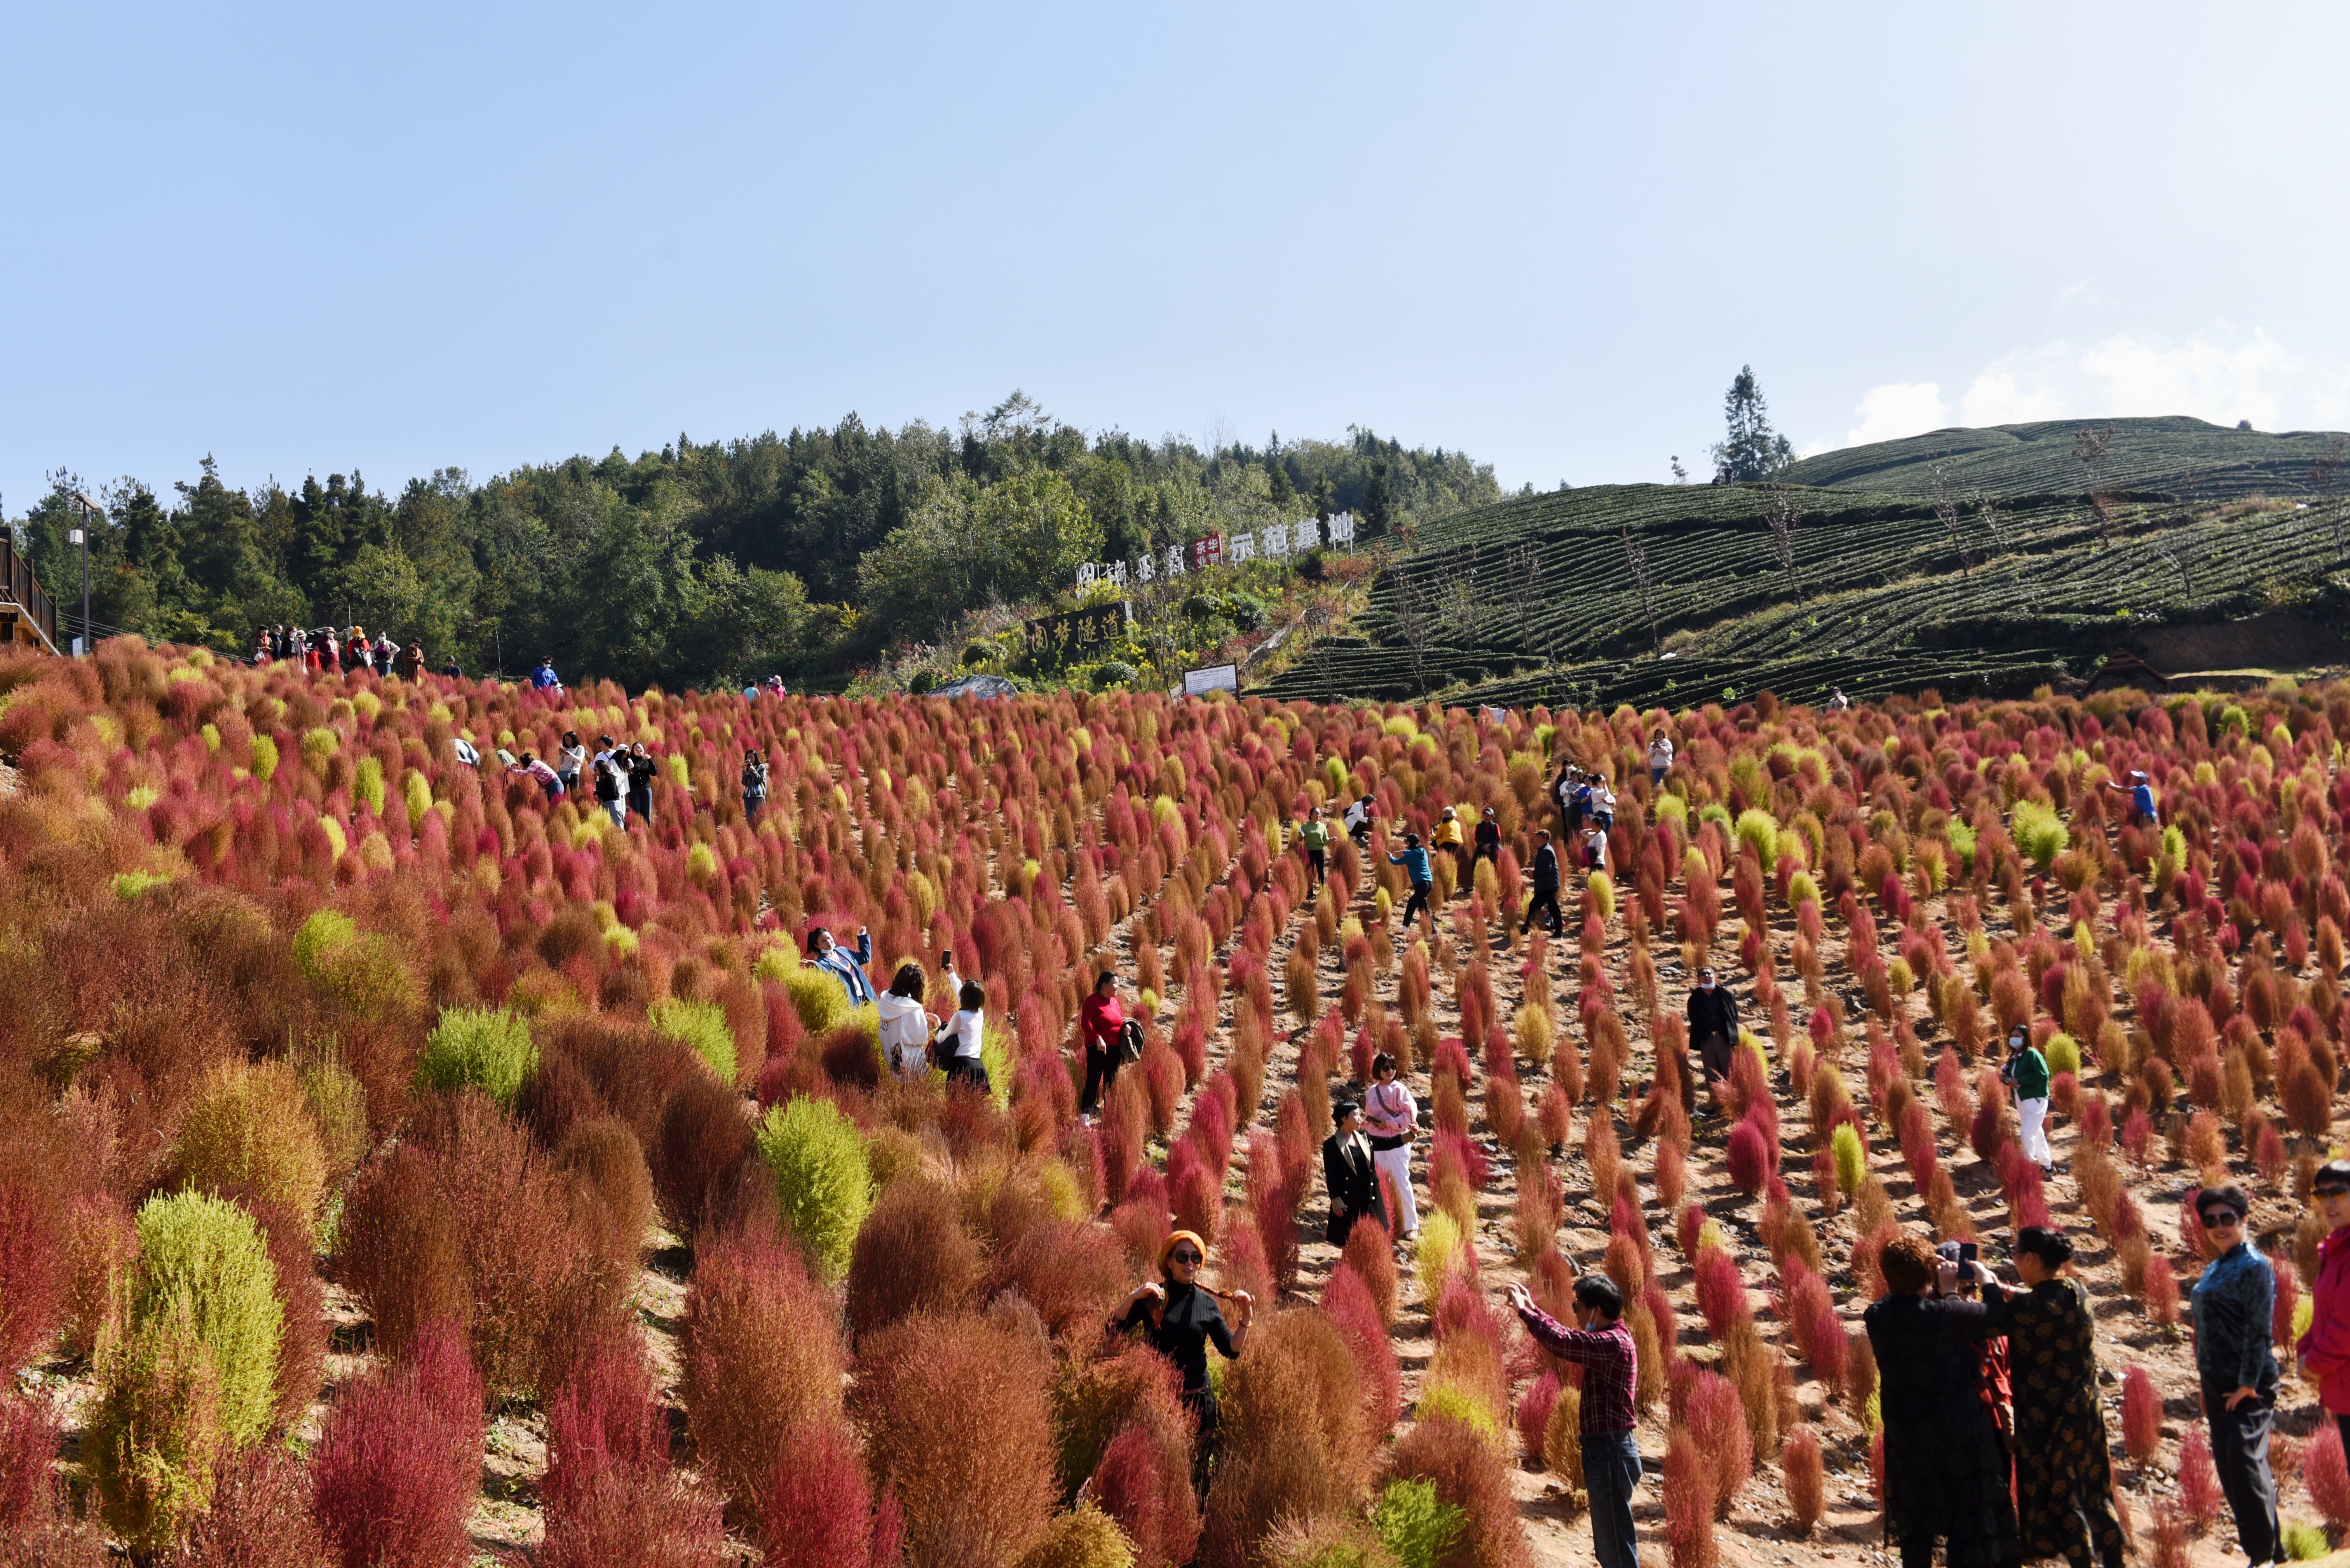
[1109,1229,1253,1484]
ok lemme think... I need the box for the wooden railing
[0,536,61,654]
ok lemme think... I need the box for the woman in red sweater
[2298,1160,2350,1453]
[1078,970,1126,1116]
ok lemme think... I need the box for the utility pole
[70,492,100,655]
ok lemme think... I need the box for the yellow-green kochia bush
[416,1006,538,1107]
[757,1095,871,1280]
[91,1192,285,1547]
[651,997,737,1083]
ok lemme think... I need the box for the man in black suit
[1323,1100,1384,1246]
[1687,964,1739,1113]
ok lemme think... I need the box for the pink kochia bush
[541,1326,726,1568]
[311,1319,485,1568]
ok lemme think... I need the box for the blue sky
[5,1,2344,510]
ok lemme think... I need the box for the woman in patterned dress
[1978,1225,2125,1568]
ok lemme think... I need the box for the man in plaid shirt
[1508,1275,1642,1568]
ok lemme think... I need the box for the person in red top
[2298,1160,2350,1453]
[1508,1275,1642,1568]
[1078,970,1127,1116]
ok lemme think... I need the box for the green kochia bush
[294,907,419,1020]
[1374,1478,1465,1568]
[786,963,853,1034]
[756,1096,871,1280]
[651,998,737,1083]
[418,1007,539,1107]
[90,1192,285,1547]
[2010,799,2067,872]
[129,1192,284,1445]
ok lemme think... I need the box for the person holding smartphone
[1864,1232,2020,1568]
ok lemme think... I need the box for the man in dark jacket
[1522,830,1563,936]
[1686,966,1738,1111]
[1473,806,1502,867]
[1322,1101,1383,1246]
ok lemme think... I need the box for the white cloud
[1842,381,1950,448]
[1953,329,2349,431]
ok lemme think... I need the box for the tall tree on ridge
[1710,366,1794,484]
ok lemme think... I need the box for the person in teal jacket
[1389,832,1433,936]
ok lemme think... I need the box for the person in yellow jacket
[1432,806,1467,893]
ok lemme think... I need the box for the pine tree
[1710,366,1794,484]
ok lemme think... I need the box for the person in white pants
[2004,1028,2054,1169]
[1363,1052,1420,1240]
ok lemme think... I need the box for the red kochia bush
[1319,1262,1402,1439]
[543,1325,667,1516]
[1663,1426,1719,1568]
[1684,1369,1752,1516]
[337,1144,473,1362]
[1516,1371,1562,1468]
[1694,1247,1750,1337]
[312,1320,485,1568]
[2120,1366,2161,1463]
[1725,1120,1770,1196]
[1381,1413,1530,1568]
[851,1311,1058,1568]
[1088,1389,1204,1568]
[758,1416,898,1568]
[2308,1423,2350,1530]
[680,1220,846,1511]
[846,1179,981,1343]
[0,1179,66,1376]
[1782,1424,1825,1536]
[182,1441,331,1567]
[1341,1216,1400,1327]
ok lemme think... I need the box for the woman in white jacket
[935,980,989,1092]
[877,963,933,1082]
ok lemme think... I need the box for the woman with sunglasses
[2188,1183,2281,1568]
[1108,1230,1253,1481]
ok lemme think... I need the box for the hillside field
[9,642,2350,1566]
[1779,415,2344,502]
[1264,478,2350,710]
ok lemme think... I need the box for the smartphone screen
[1957,1241,1978,1264]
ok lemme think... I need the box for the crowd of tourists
[250,622,456,680]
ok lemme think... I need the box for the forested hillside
[5,393,1496,690]
[1779,415,2345,501]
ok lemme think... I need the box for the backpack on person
[1119,1016,1146,1064]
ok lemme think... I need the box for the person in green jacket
[1389,832,1434,937]
[2003,1028,2052,1170]
[1297,807,1330,893]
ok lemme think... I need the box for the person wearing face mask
[1686,966,1738,1111]
[1505,1275,1642,1568]
[2297,1162,2350,1457]
[2188,1183,2281,1568]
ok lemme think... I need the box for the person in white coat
[878,963,933,1082]
[936,980,989,1092]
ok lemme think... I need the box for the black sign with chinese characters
[1023,601,1132,655]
